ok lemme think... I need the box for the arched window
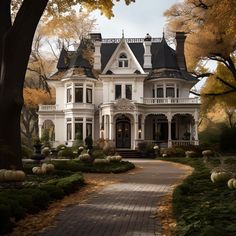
[118,53,128,68]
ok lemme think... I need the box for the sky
[89,0,180,38]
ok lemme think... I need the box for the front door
[116,117,131,148]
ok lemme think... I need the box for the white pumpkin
[46,164,55,172]
[202,150,213,157]
[227,178,235,189]
[32,166,44,175]
[233,179,236,189]
[94,159,110,164]
[211,171,232,183]
[41,163,48,173]
[4,170,16,182]
[14,170,26,181]
[0,169,7,182]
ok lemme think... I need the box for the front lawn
[163,157,236,236]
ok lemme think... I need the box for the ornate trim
[113,98,135,111]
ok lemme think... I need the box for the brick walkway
[38,160,189,236]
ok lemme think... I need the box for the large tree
[0,0,134,170]
[164,0,236,96]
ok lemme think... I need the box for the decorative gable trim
[102,37,145,75]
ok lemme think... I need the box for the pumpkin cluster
[0,169,25,182]
[32,163,55,175]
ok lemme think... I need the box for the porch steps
[117,150,142,159]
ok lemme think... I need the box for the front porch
[100,112,199,150]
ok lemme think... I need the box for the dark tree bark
[0,0,49,169]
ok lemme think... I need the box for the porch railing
[39,105,59,111]
[143,97,200,105]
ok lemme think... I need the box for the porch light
[138,129,142,133]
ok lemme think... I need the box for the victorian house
[38,32,200,149]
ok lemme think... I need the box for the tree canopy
[165,0,236,96]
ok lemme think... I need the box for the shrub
[91,149,106,159]
[220,127,236,153]
[40,185,64,200]
[21,145,33,158]
[0,204,11,234]
[56,144,67,151]
[58,148,74,158]
[55,173,84,194]
[42,147,50,157]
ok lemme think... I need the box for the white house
[38,32,200,149]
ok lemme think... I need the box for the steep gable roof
[102,37,145,74]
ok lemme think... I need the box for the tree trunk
[0,0,49,169]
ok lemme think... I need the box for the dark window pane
[86,88,92,103]
[115,85,121,99]
[75,123,83,140]
[118,61,123,67]
[75,88,83,103]
[157,88,164,98]
[166,87,175,97]
[67,123,72,140]
[67,88,72,103]
[124,60,128,67]
[86,123,92,137]
[126,85,132,100]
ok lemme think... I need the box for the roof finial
[122,29,124,38]
[162,28,165,38]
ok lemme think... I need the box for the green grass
[162,157,236,236]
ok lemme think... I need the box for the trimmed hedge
[0,172,84,234]
[50,160,135,173]
[163,158,236,236]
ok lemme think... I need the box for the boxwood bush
[163,157,236,236]
[0,172,84,234]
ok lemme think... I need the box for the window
[118,53,128,68]
[67,123,72,140]
[157,88,164,98]
[75,118,83,140]
[86,123,92,137]
[125,85,132,100]
[166,87,175,97]
[115,85,122,99]
[75,88,83,103]
[67,88,72,103]
[86,88,92,103]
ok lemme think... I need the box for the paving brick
[37,160,188,236]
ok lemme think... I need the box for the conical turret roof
[152,35,179,70]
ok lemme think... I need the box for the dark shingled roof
[151,37,179,70]
[56,36,197,82]
[57,47,69,70]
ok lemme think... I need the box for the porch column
[99,112,102,138]
[38,124,42,139]
[167,113,172,147]
[134,113,138,149]
[141,115,145,140]
[104,115,107,139]
[194,121,199,145]
[83,117,86,141]
[109,114,114,140]
[71,117,75,141]
[83,83,86,103]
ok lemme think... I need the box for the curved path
[38,159,190,236]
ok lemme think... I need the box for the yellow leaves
[23,88,55,108]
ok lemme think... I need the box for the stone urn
[31,143,45,161]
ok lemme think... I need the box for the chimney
[90,33,102,70]
[143,33,152,69]
[176,32,187,70]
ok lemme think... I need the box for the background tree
[164,0,236,95]
[0,0,135,170]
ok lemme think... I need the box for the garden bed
[0,171,84,234]
[46,160,135,174]
[162,157,236,236]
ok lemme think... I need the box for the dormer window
[118,53,128,68]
